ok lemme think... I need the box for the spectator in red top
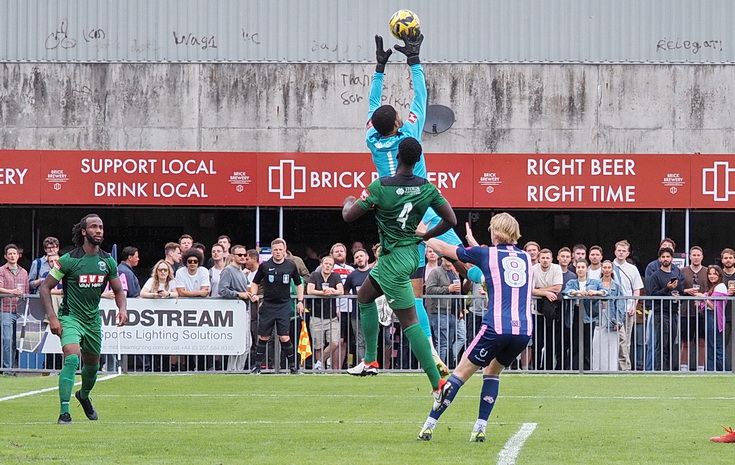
[0,244,29,370]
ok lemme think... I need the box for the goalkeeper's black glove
[375,35,392,73]
[394,32,423,65]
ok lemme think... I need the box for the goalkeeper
[361,31,481,376]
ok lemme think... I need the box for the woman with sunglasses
[141,260,179,370]
[141,260,179,299]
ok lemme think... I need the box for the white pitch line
[0,419,503,426]
[69,393,735,401]
[497,422,537,465]
[0,373,120,403]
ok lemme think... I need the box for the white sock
[473,419,487,432]
[422,418,437,430]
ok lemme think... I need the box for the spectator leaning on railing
[693,265,728,372]
[0,244,29,371]
[680,246,707,371]
[612,240,644,372]
[307,255,344,371]
[563,259,606,371]
[218,244,254,372]
[720,248,735,371]
[646,247,684,371]
[28,236,59,294]
[595,260,626,371]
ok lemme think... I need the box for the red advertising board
[471,154,692,209]
[254,152,474,207]
[689,155,735,208]
[1,150,733,209]
[36,151,257,206]
[0,150,41,204]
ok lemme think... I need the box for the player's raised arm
[394,32,426,136]
[465,221,480,247]
[367,35,391,122]
[425,238,459,262]
[374,35,392,74]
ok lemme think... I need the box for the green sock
[59,354,79,415]
[358,301,379,363]
[404,323,441,390]
[80,363,99,399]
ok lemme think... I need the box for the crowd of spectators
[1,232,733,373]
[517,238,734,372]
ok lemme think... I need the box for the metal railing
[1,293,732,374]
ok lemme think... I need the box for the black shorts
[340,312,352,339]
[257,301,292,337]
[680,314,706,341]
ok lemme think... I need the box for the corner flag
[297,320,312,363]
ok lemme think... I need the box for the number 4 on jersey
[396,202,414,229]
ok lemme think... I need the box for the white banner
[40,298,250,355]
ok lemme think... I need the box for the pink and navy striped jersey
[456,245,534,336]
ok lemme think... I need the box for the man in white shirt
[532,248,563,370]
[175,250,210,297]
[324,243,355,370]
[613,240,644,371]
[587,245,603,281]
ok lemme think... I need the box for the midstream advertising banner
[17,297,250,355]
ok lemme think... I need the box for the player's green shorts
[369,244,419,310]
[59,314,102,355]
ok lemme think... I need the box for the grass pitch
[1,372,734,464]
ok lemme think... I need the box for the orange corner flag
[297,320,312,362]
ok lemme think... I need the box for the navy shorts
[410,265,425,280]
[465,324,532,368]
[257,301,292,337]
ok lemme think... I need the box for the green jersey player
[39,214,128,424]
[342,137,456,394]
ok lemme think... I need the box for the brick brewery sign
[0,150,732,208]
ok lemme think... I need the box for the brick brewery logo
[228,170,253,194]
[269,160,306,199]
[478,171,502,194]
[702,161,735,201]
[45,168,69,191]
[661,171,685,195]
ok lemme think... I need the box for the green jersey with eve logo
[49,247,118,321]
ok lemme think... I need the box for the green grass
[1,373,734,464]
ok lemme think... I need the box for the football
[389,9,420,40]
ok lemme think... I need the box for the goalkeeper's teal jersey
[356,174,446,254]
[366,64,427,178]
[49,247,118,321]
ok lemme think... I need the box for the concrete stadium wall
[1,63,733,154]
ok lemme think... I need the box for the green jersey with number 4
[356,174,447,254]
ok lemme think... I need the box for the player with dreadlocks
[39,214,127,424]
